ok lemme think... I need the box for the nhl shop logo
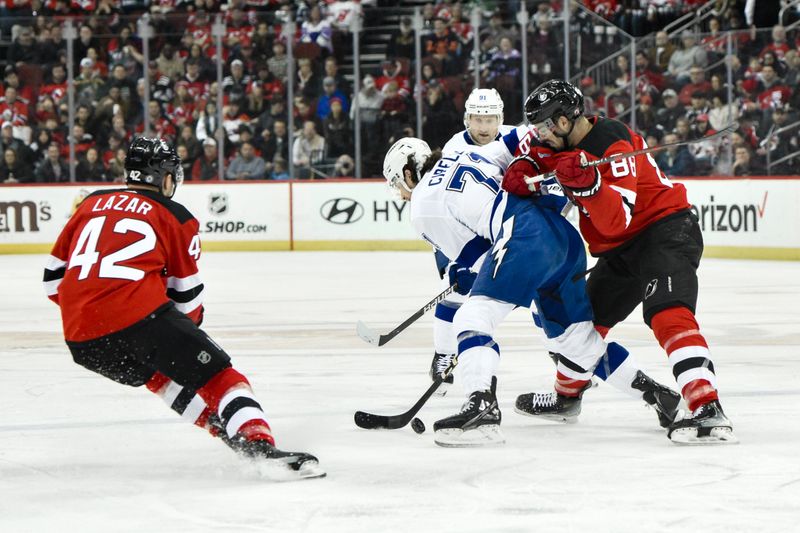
[209,193,228,215]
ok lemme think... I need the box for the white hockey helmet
[463,88,504,129]
[383,137,432,200]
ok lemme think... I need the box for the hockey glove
[503,155,543,196]
[554,151,601,198]
[448,264,477,295]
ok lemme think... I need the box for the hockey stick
[356,284,456,346]
[354,356,458,430]
[524,122,740,187]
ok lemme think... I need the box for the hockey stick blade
[356,320,381,345]
[354,378,444,430]
[354,357,457,430]
[354,284,456,347]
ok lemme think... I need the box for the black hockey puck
[411,417,426,434]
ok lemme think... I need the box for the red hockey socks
[145,372,215,433]
[197,367,274,445]
[651,307,719,411]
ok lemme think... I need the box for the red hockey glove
[554,151,601,198]
[503,155,544,196]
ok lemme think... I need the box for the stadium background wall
[0,178,798,260]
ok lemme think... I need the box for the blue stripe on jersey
[434,301,460,322]
[502,128,521,155]
[433,249,451,278]
[488,192,505,242]
[463,131,474,146]
[531,310,542,328]
[456,234,492,269]
[593,342,629,380]
[457,332,500,356]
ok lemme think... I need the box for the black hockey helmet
[125,137,183,197]
[524,79,584,128]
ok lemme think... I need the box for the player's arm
[413,212,491,273]
[42,216,80,306]
[475,125,536,172]
[554,140,638,236]
[498,129,560,197]
[164,215,205,325]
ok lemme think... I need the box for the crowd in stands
[0,0,797,184]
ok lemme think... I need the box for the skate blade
[669,426,739,445]
[251,458,327,481]
[434,425,505,447]
[513,407,579,424]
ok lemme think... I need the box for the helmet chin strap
[554,116,576,145]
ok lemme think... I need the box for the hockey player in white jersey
[442,88,516,153]
[430,88,516,393]
[383,135,681,447]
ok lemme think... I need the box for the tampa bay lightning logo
[320,198,364,224]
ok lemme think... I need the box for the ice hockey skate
[630,370,682,428]
[224,433,326,480]
[430,352,455,397]
[514,382,592,423]
[434,386,504,447]
[667,400,738,445]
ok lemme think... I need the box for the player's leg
[139,306,325,473]
[432,295,515,447]
[430,249,469,394]
[431,277,465,394]
[637,213,735,444]
[68,335,220,435]
[513,213,680,426]
[144,372,220,435]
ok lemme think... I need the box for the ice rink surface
[1,251,799,532]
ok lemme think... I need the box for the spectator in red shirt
[0,86,29,127]
[191,137,221,181]
[759,25,790,60]
[678,66,712,106]
[375,58,411,99]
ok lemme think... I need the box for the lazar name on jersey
[44,188,204,342]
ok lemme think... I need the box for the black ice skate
[630,370,682,428]
[514,382,592,423]
[225,432,326,479]
[433,385,504,447]
[667,400,738,445]
[430,352,455,397]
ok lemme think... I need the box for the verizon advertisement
[678,179,800,248]
[291,181,420,244]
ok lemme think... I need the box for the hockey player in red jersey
[43,137,325,477]
[504,80,736,445]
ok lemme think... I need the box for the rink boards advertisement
[0,178,798,259]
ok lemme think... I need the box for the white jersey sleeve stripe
[45,255,67,271]
[173,291,204,315]
[167,273,203,291]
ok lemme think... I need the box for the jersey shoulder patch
[136,189,195,224]
[578,117,632,158]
